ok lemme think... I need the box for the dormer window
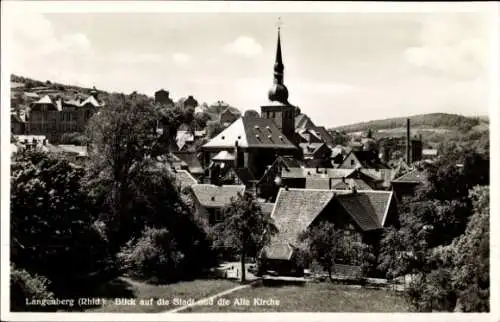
[254,125,260,130]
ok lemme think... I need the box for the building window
[272,112,276,118]
[351,159,355,166]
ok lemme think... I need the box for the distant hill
[330,113,488,135]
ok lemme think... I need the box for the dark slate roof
[305,178,330,189]
[330,178,373,191]
[278,155,303,168]
[173,152,204,174]
[203,116,297,149]
[312,126,335,144]
[258,202,275,215]
[233,168,256,185]
[299,143,326,156]
[173,170,198,190]
[265,188,395,259]
[351,151,390,169]
[295,113,315,130]
[392,169,427,184]
[281,167,356,179]
[332,190,394,231]
[360,168,395,187]
[191,184,245,208]
[270,188,336,246]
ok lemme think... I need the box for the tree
[206,120,225,139]
[300,222,373,282]
[11,150,111,300]
[85,93,158,254]
[212,192,277,283]
[194,111,212,130]
[449,186,489,312]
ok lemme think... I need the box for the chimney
[406,118,411,164]
[234,140,239,168]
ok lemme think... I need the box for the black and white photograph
[1,1,498,321]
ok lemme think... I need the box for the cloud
[9,10,95,83]
[224,36,263,58]
[172,52,190,65]
[404,14,489,79]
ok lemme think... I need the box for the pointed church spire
[274,26,284,75]
[268,19,289,104]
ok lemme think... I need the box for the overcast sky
[5,2,493,127]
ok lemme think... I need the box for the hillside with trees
[330,113,488,134]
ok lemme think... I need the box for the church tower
[261,24,296,145]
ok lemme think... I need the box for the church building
[201,26,302,178]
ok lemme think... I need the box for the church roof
[202,116,297,150]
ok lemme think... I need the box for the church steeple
[268,24,289,104]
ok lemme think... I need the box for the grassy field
[85,277,239,313]
[185,281,410,313]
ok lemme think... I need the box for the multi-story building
[24,88,103,143]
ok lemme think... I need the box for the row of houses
[159,27,432,277]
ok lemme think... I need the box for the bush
[11,264,54,311]
[117,227,186,283]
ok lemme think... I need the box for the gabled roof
[212,150,235,161]
[305,178,330,189]
[33,95,53,105]
[173,152,204,174]
[312,126,334,144]
[202,116,297,149]
[191,184,245,208]
[80,95,102,107]
[63,99,81,107]
[270,188,336,246]
[221,107,240,116]
[265,188,395,260]
[332,190,394,231]
[23,92,40,99]
[330,178,373,191]
[173,170,198,190]
[258,202,275,215]
[281,167,356,179]
[299,142,327,156]
[348,151,390,169]
[176,130,195,151]
[392,169,427,184]
[295,113,315,130]
[297,128,323,143]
